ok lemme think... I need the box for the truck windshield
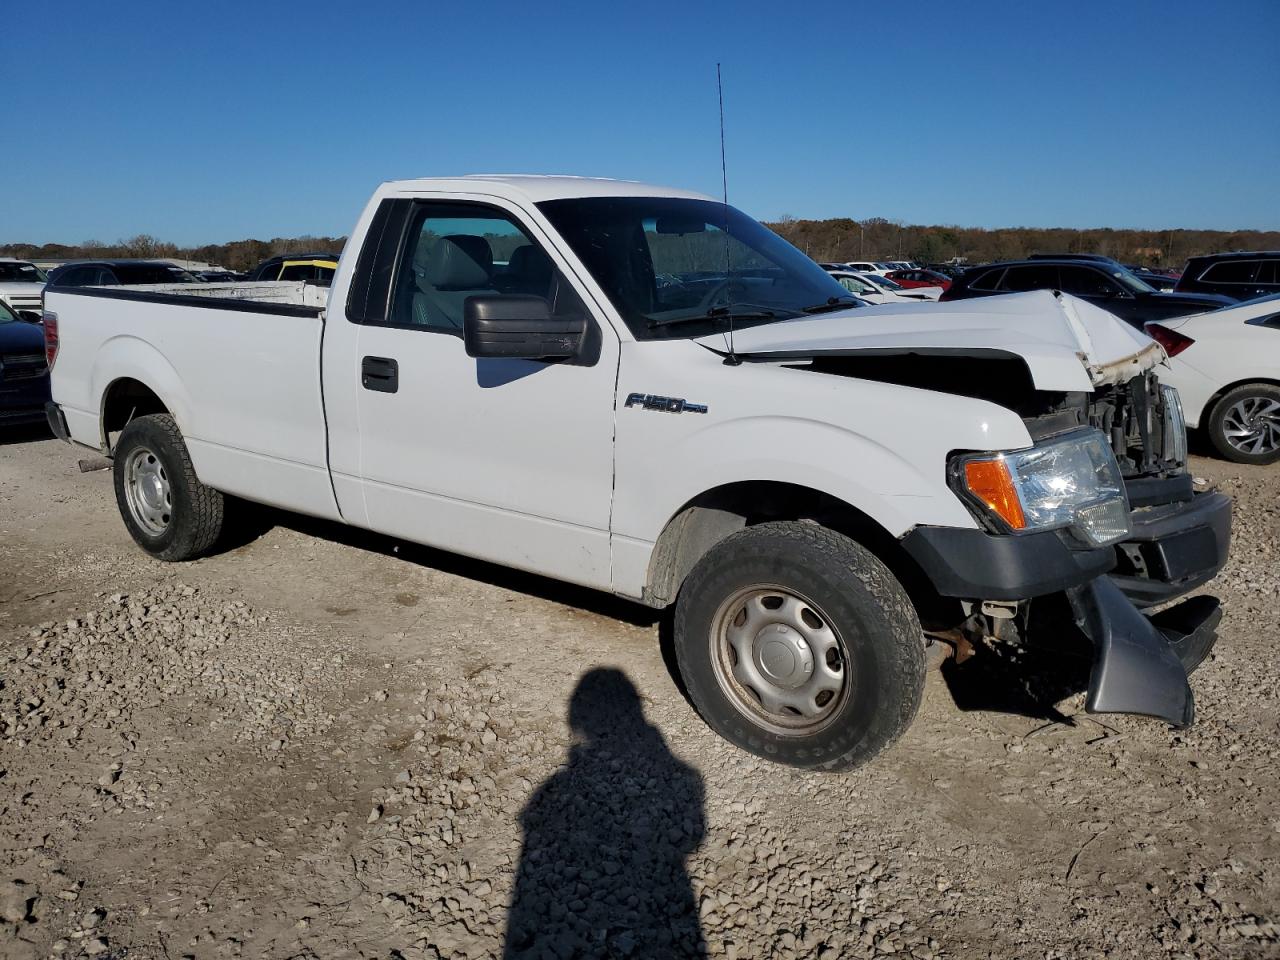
[0,301,17,323]
[537,197,852,340]
[0,262,44,283]
[1112,268,1156,295]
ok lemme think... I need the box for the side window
[969,268,1006,291]
[1001,265,1059,292]
[1058,265,1120,297]
[1202,260,1259,284]
[838,276,872,295]
[1253,260,1278,285]
[279,263,312,281]
[56,267,88,286]
[388,202,586,333]
[95,268,119,286]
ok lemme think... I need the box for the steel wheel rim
[710,584,850,737]
[123,446,172,536]
[1222,396,1280,455]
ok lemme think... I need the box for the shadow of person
[504,668,707,959]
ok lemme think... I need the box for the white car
[43,175,1230,766]
[827,270,941,304]
[860,272,944,301]
[0,258,47,318]
[838,260,887,275]
[1148,294,1280,464]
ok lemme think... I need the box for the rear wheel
[113,413,224,560]
[1206,383,1280,464]
[673,522,926,771]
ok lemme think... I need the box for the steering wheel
[694,277,751,313]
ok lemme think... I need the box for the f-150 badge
[624,393,708,415]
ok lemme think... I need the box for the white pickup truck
[43,176,1231,770]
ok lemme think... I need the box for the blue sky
[4,0,1277,245]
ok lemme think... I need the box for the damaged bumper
[1069,578,1220,727]
[902,492,1230,726]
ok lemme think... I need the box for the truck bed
[46,281,340,520]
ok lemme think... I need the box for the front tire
[1206,383,1280,465]
[113,413,224,560]
[673,522,926,771]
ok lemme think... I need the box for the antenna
[717,63,740,365]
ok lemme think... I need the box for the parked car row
[815,249,1280,465]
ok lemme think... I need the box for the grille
[0,352,48,381]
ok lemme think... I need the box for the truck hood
[0,281,45,296]
[695,289,1162,392]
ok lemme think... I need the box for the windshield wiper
[800,296,861,314]
[647,304,784,330]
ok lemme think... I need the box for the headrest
[424,235,493,290]
[508,244,553,282]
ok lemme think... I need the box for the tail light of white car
[1145,322,1195,358]
[43,311,59,368]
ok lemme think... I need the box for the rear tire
[1205,383,1280,465]
[113,413,224,560]
[673,522,926,771]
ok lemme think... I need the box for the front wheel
[1206,383,1280,465]
[113,413,224,560]
[673,522,926,771]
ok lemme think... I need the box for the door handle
[361,356,398,393]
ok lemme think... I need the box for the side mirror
[17,310,43,324]
[463,295,584,361]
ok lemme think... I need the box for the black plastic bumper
[1109,491,1232,607]
[901,526,1115,600]
[902,496,1228,727]
[1071,579,1220,727]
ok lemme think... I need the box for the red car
[886,269,951,291]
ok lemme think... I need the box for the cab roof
[381,175,715,204]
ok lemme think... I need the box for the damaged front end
[706,290,1231,727]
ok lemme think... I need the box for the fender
[91,336,193,449]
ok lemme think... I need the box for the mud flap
[1071,578,1198,727]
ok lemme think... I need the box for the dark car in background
[45,260,199,288]
[940,258,1234,328]
[1174,251,1280,301]
[1130,268,1178,291]
[0,299,50,427]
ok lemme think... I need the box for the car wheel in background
[1206,383,1280,465]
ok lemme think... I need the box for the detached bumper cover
[1071,578,1220,727]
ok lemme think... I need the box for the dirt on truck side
[0,428,1277,960]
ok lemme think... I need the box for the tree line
[0,234,347,273]
[4,220,1278,273]
[764,216,1280,269]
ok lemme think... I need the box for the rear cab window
[1202,260,1260,284]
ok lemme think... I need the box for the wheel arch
[100,377,174,452]
[1200,376,1280,427]
[90,335,192,454]
[643,480,956,628]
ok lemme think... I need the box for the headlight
[953,429,1132,547]
[1161,384,1188,466]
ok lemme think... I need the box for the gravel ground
[1,426,1277,959]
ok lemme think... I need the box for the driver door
[335,197,620,590]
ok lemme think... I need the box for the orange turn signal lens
[963,459,1026,529]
